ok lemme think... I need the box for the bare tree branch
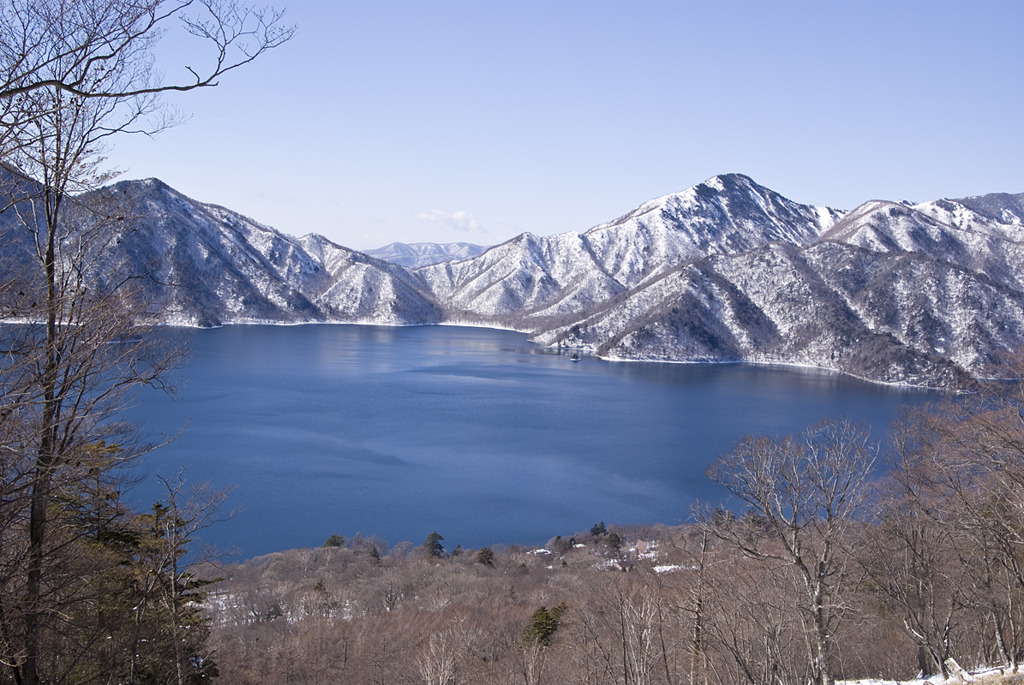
[0,0,294,101]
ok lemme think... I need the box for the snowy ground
[840,665,1023,684]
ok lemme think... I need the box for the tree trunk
[22,187,63,685]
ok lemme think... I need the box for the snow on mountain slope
[0,171,441,327]
[804,241,1024,374]
[928,191,1024,233]
[531,233,1023,387]
[73,178,325,326]
[418,173,844,326]
[316,252,442,323]
[582,173,844,285]
[418,231,627,323]
[822,193,1024,294]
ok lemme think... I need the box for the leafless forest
[203,378,1024,685]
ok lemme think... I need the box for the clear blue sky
[109,0,1024,251]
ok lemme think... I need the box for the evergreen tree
[125,500,220,684]
[476,547,495,566]
[323,534,346,548]
[522,603,567,646]
[423,531,445,557]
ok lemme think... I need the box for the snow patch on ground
[840,665,1023,685]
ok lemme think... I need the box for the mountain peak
[701,172,757,189]
[112,176,171,194]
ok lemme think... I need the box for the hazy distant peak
[363,240,488,268]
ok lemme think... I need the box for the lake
[126,324,941,558]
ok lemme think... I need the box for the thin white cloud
[415,209,483,234]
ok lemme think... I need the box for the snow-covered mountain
[3,167,1023,387]
[530,188,1024,387]
[416,173,843,326]
[364,241,487,268]
[0,171,443,327]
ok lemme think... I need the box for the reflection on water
[126,324,942,557]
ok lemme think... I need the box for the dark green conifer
[423,531,445,557]
[476,547,495,566]
[323,534,346,548]
[521,602,567,646]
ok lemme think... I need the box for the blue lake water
[126,324,941,558]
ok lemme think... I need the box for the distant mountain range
[3,168,1023,388]
[363,241,486,268]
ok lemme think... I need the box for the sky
[107,1,1024,252]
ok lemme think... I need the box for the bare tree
[697,548,809,685]
[858,411,970,678]
[702,419,877,685]
[0,232,174,684]
[416,625,464,685]
[0,0,294,153]
[618,585,662,685]
[893,380,1024,672]
[0,2,291,682]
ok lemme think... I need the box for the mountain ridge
[1,167,1021,388]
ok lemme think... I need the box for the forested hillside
[202,379,1024,685]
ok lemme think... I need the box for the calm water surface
[127,325,941,557]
